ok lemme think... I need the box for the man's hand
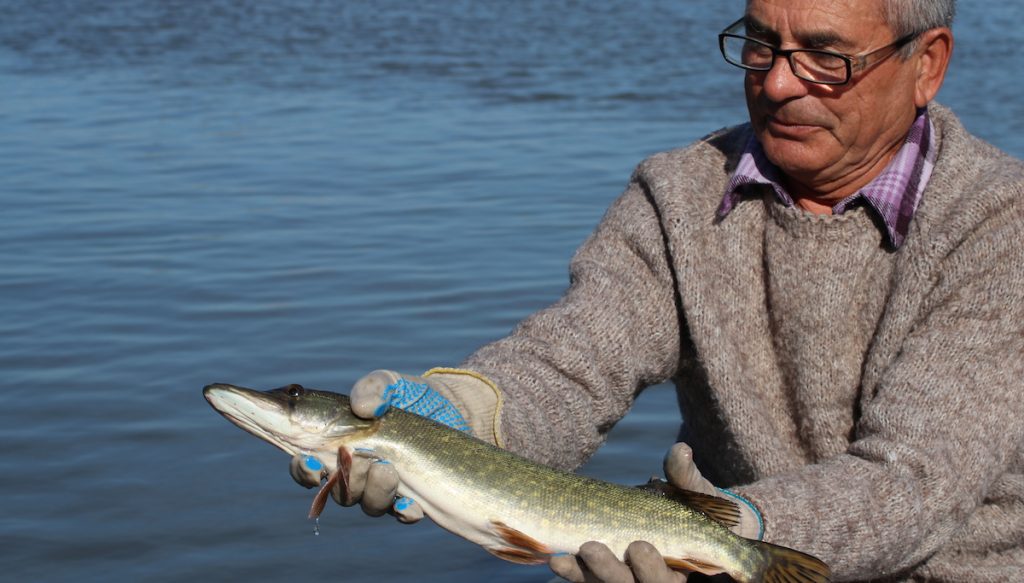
[548,443,763,583]
[288,447,424,523]
[287,370,472,523]
[549,541,687,583]
[347,369,474,522]
[662,443,762,540]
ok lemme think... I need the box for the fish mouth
[204,383,301,456]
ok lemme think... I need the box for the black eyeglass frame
[717,17,919,86]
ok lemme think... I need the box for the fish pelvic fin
[756,541,832,583]
[486,520,554,565]
[488,547,548,565]
[663,556,727,576]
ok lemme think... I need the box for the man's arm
[462,170,684,470]
[735,197,1024,578]
[337,158,697,521]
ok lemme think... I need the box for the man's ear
[914,27,954,108]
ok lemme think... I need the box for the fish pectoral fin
[308,447,352,519]
[308,470,340,519]
[637,480,741,529]
[486,520,553,565]
[663,556,728,576]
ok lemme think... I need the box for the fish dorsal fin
[671,489,741,528]
[637,479,740,528]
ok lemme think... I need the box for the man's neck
[793,196,836,215]
[782,145,903,216]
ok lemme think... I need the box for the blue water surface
[1,1,1021,581]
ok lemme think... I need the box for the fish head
[203,382,373,469]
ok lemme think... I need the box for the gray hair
[882,0,956,58]
[744,0,956,58]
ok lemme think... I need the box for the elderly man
[303,0,1024,580]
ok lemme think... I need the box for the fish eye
[284,384,305,398]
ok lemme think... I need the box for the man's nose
[760,55,810,101]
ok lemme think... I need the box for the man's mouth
[764,115,821,137]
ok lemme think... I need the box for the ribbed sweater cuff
[423,367,505,447]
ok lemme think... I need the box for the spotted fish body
[204,383,830,583]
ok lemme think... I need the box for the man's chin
[759,134,833,179]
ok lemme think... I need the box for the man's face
[744,0,920,195]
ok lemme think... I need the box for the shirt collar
[717,108,936,249]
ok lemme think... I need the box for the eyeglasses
[718,17,918,85]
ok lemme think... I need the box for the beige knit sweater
[461,104,1024,581]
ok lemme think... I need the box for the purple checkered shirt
[717,108,936,249]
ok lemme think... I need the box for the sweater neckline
[763,196,885,244]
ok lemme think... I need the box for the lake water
[1,1,1021,581]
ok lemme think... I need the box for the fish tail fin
[755,540,831,583]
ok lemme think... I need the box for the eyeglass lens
[721,36,849,84]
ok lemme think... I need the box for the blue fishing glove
[355,372,471,432]
[351,368,504,445]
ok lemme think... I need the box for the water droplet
[313,517,320,536]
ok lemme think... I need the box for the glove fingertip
[393,497,424,523]
[350,392,386,419]
[351,370,401,419]
[548,553,585,583]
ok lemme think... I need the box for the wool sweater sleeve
[734,193,1024,579]
[461,172,683,471]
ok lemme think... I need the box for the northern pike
[204,382,831,583]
